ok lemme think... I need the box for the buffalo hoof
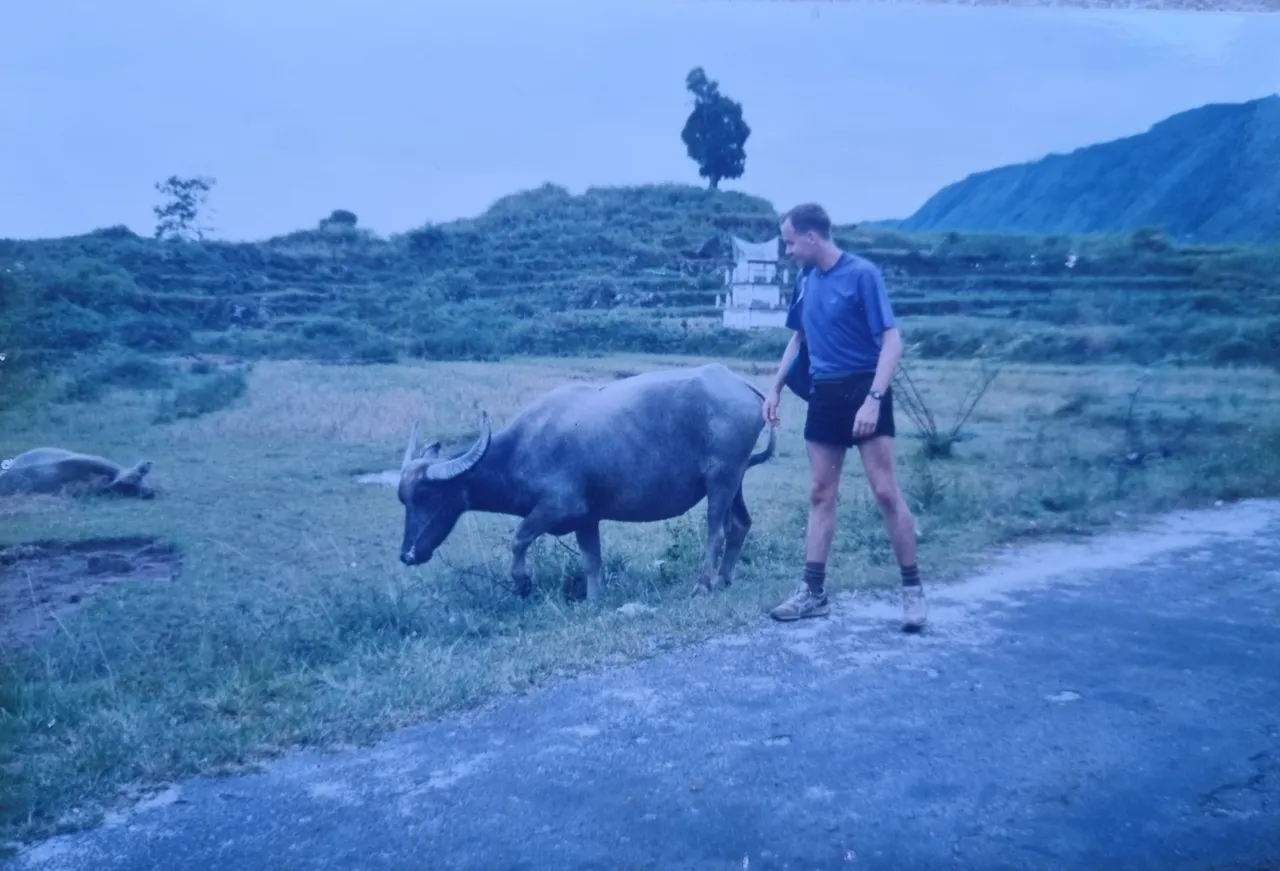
[562,576,588,603]
[691,575,732,597]
[513,574,534,598]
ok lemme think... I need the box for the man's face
[781,219,819,268]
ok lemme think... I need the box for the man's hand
[763,388,782,427]
[852,397,879,439]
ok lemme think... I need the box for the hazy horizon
[3,0,1278,243]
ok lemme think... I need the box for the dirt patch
[0,537,181,651]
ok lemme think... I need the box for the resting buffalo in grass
[396,363,777,601]
[0,448,156,499]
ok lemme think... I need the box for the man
[761,202,927,631]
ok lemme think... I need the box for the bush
[351,337,400,364]
[117,315,193,352]
[59,348,176,403]
[153,367,251,423]
[27,301,113,352]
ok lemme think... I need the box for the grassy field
[2,350,1280,848]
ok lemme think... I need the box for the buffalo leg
[509,505,565,597]
[691,479,735,596]
[573,521,604,602]
[715,485,753,589]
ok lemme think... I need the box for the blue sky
[2,0,1278,242]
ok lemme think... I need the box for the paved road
[10,499,1280,871]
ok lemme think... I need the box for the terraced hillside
[2,183,1279,394]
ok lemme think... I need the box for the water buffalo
[396,363,777,601]
[0,448,156,499]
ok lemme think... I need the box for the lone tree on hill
[319,209,361,264]
[681,67,750,190]
[320,209,358,230]
[153,175,216,241]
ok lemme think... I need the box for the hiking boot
[770,583,830,622]
[902,584,927,632]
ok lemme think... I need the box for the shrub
[59,348,176,402]
[153,367,251,423]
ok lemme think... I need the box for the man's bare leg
[771,440,846,621]
[858,435,927,631]
[805,439,847,563]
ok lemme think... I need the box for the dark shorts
[803,372,896,449]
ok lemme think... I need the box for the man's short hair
[782,203,832,240]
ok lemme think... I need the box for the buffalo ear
[419,442,443,461]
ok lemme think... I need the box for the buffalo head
[107,460,156,499]
[397,413,491,566]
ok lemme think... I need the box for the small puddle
[355,470,400,486]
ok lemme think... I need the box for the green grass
[2,351,1280,847]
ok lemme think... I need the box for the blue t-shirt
[785,252,896,377]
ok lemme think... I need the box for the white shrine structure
[716,234,791,330]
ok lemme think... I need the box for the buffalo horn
[425,412,492,481]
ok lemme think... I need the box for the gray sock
[900,563,921,588]
[804,561,826,595]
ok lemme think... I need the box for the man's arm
[770,269,808,395]
[861,266,902,396]
[770,330,804,395]
[870,327,902,395]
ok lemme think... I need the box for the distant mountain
[896,94,1280,244]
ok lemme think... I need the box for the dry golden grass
[1,351,1279,847]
